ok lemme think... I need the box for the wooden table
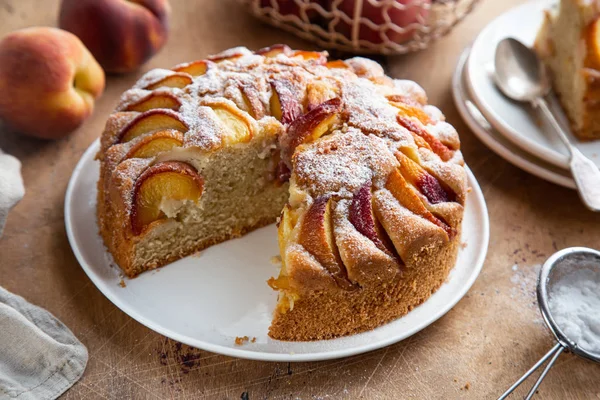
[1,0,599,398]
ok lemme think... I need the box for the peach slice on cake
[395,151,455,206]
[397,116,453,162]
[389,101,431,125]
[131,161,204,235]
[125,130,184,159]
[325,60,349,69]
[269,80,303,124]
[306,81,339,111]
[172,60,211,76]
[240,84,265,119]
[349,182,399,259]
[267,204,297,293]
[144,72,193,90]
[256,44,293,57]
[279,97,342,166]
[385,168,452,236]
[297,196,355,290]
[124,93,181,112]
[118,109,188,143]
[586,18,600,70]
[209,104,252,145]
[290,50,327,65]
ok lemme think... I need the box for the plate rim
[453,47,576,189]
[466,0,576,170]
[65,139,490,362]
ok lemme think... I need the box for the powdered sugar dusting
[548,260,600,354]
[102,45,466,232]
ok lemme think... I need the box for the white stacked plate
[453,0,600,189]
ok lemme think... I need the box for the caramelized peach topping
[298,196,356,290]
[125,130,184,159]
[280,97,342,167]
[131,161,203,235]
[118,110,188,143]
[395,151,455,205]
[325,60,349,69]
[269,80,303,124]
[397,116,453,162]
[144,73,193,90]
[210,105,252,145]
[124,93,181,112]
[386,168,453,236]
[256,44,293,57]
[172,60,210,77]
[349,182,399,260]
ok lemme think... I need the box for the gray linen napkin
[0,151,88,400]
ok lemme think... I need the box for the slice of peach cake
[97,45,467,341]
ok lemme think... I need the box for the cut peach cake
[96,45,467,341]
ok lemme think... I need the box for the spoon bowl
[494,38,550,102]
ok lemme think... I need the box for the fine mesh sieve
[499,247,600,400]
[239,0,481,55]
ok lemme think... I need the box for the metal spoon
[499,247,600,399]
[493,38,600,212]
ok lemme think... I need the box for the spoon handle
[531,97,572,150]
[533,97,600,212]
[571,147,600,212]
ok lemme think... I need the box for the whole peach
[336,0,431,44]
[59,0,170,73]
[0,27,105,139]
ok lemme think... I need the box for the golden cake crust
[96,44,467,340]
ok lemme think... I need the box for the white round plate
[454,48,576,189]
[65,140,489,362]
[466,0,600,170]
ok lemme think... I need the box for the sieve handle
[498,342,564,400]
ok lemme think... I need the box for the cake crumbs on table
[119,278,127,288]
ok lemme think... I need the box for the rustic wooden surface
[1,0,599,398]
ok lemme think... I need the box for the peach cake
[536,0,600,140]
[96,45,467,341]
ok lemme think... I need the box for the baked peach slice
[386,168,453,236]
[125,130,184,159]
[268,204,297,292]
[256,44,292,57]
[395,151,454,205]
[586,18,600,70]
[124,93,181,112]
[306,81,338,111]
[269,80,303,124]
[298,196,355,290]
[131,161,203,235]
[325,60,349,69]
[118,109,188,143]
[397,116,453,162]
[280,97,342,166]
[389,101,430,125]
[144,72,193,90]
[349,182,399,259]
[291,50,327,65]
[172,60,211,76]
[240,84,265,119]
[209,104,252,145]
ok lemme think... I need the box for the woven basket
[240,0,480,55]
